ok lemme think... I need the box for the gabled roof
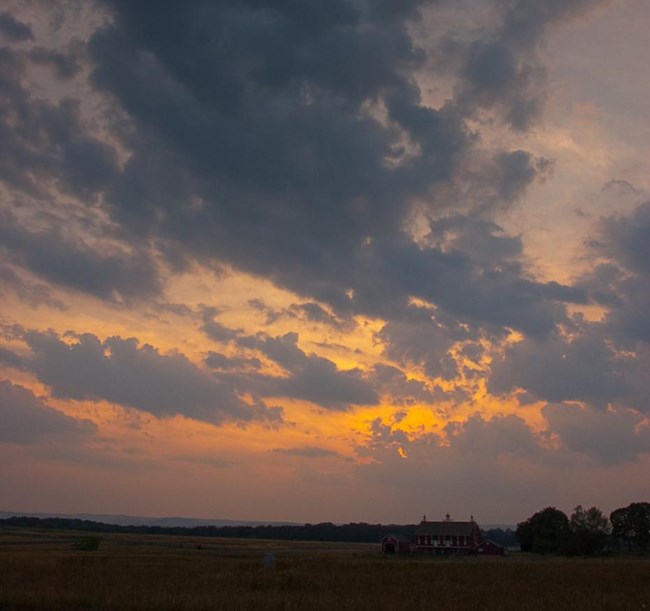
[477,539,505,548]
[416,521,478,536]
[382,533,412,543]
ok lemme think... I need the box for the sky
[1,0,649,526]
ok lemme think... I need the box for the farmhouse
[382,514,506,556]
[415,514,481,554]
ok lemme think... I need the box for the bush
[71,536,102,551]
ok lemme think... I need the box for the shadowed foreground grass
[1,528,649,610]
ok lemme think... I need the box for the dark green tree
[516,507,569,554]
[565,505,610,555]
[610,502,650,553]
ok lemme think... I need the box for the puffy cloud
[244,332,379,409]
[21,331,282,425]
[0,379,95,444]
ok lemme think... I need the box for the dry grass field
[1,527,649,610]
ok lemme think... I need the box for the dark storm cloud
[83,0,586,336]
[21,330,283,425]
[0,11,33,42]
[0,0,591,343]
[0,379,95,444]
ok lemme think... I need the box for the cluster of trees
[516,502,650,556]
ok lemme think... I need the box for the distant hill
[0,510,300,528]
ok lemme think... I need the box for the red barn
[380,514,505,556]
[475,539,506,556]
[381,533,412,554]
[414,514,482,555]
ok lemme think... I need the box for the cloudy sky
[1,0,649,525]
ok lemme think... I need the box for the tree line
[516,502,650,556]
[0,516,413,543]
[3,502,646,554]
[0,515,515,546]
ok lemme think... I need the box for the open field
[1,527,649,610]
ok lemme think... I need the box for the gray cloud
[370,363,445,406]
[204,351,261,372]
[543,402,650,465]
[434,0,605,129]
[199,309,379,409]
[0,12,33,42]
[0,0,593,343]
[444,412,541,459]
[376,311,466,381]
[201,307,242,343]
[0,346,24,370]
[244,332,379,410]
[0,45,118,199]
[21,330,283,425]
[0,379,95,444]
[488,329,626,408]
[0,265,67,310]
[248,298,354,331]
[0,211,161,303]
[270,446,341,459]
[489,200,650,416]
[80,0,586,338]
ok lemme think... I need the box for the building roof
[416,520,478,537]
[382,533,412,543]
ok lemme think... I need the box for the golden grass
[1,527,649,610]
